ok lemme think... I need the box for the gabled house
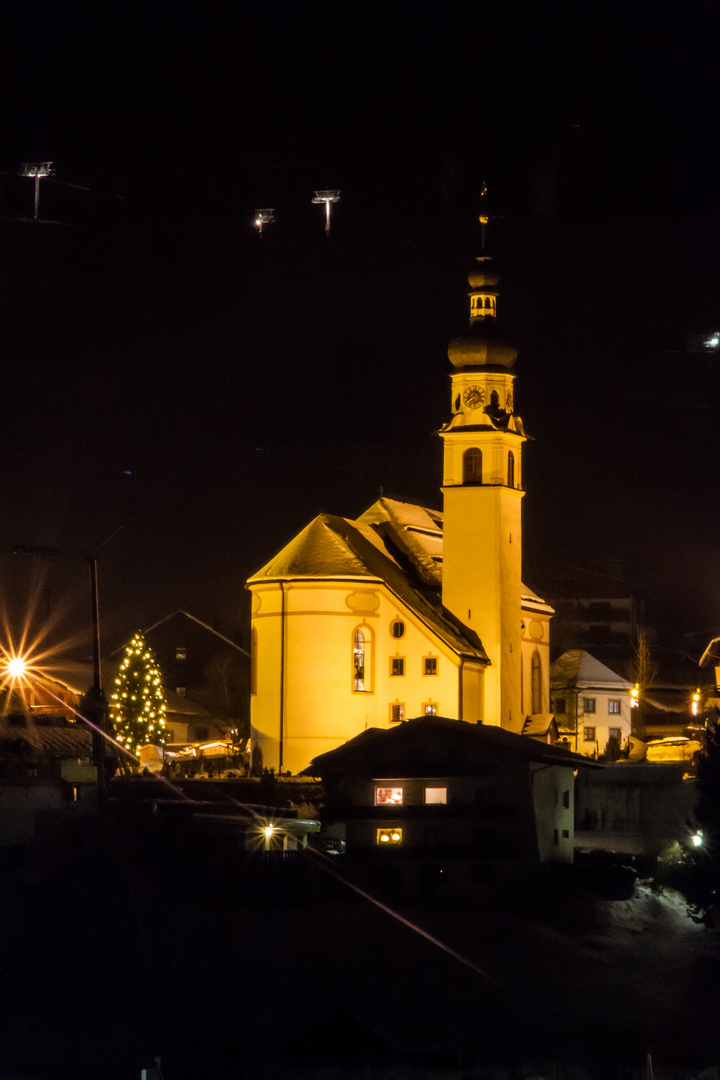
[0,713,96,845]
[551,650,633,757]
[308,715,593,897]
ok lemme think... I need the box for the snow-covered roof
[249,496,552,661]
[551,649,633,691]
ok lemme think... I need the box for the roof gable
[551,649,632,690]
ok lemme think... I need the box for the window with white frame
[583,698,596,714]
[423,702,438,715]
[608,699,621,714]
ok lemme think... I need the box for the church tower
[439,239,527,732]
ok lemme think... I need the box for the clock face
[462,385,485,409]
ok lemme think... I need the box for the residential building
[551,650,633,757]
[308,715,593,897]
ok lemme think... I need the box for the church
[248,238,553,775]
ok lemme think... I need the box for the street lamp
[11,528,122,800]
[311,190,340,235]
[19,162,54,222]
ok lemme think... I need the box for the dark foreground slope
[0,814,717,1080]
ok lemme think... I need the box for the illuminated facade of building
[248,250,553,775]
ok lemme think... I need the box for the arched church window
[508,451,515,488]
[531,650,542,714]
[463,447,483,483]
[250,626,257,695]
[353,627,373,692]
[454,394,461,412]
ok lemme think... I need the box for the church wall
[250,580,464,774]
[442,484,523,730]
[520,613,551,715]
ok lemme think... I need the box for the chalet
[308,715,594,897]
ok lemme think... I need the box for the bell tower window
[463,447,483,484]
[490,390,499,408]
[508,451,515,488]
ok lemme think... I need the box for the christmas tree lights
[109,631,167,757]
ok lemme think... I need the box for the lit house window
[583,726,596,742]
[390,658,405,676]
[376,828,402,845]
[390,702,405,723]
[583,698,596,714]
[608,699,621,714]
[176,646,187,660]
[376,786,403,805]
[423,657,438,676]
[423,702,438,715]
[463,447,483,483]
[425,786,447,804]
[390,620,405,638]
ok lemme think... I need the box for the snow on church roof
[248,498,489,662]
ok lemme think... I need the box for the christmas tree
[109,631,167,757]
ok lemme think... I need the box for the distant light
[692,690,701,716]
[630,684,639,707]
[253,209,275,236]
[6,657,27,678]
[264,825,275,839]
[705,334,720,349]
[691,832,703,847]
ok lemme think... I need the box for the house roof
[249,496,553,661]
[551,649,633,691]
[139,610,250,659]
[306,715,596,776]
[0,715,93,758]
[36,661,210,718]
[521,713,558,739]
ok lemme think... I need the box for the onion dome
[447,256,517,369]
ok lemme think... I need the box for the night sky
[3,0,720,659]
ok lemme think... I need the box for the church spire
[439,214,527,732]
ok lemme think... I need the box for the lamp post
[19,162,54,222]
[12,529,122,801]
[311,190,340,235]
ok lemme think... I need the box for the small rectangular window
[425,786,447,804]
[562,789,570,809]
[390,657,405,676]
[561,829,570,839]
[583,698,596,714]
[608,699,621,714]
[376,786,403,805]
[555,697,566,714]
[608,727,621,740]
[376,827,402,845]
[423,702,437,715]
[176,646,187,660]
[583,726,596,742]
[423,657,438,676]
[389,703,405,723]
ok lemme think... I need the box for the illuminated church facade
[248,247,553,775]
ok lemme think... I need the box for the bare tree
[628,630,657,737]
